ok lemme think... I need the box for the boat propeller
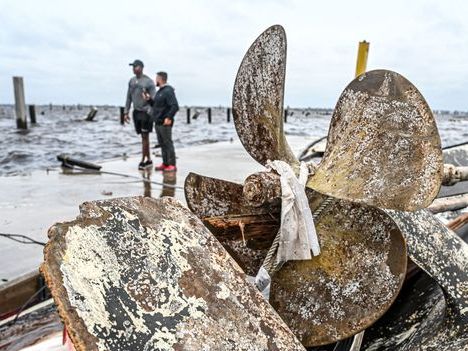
[184,24,450,347]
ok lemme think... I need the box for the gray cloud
[1,0,468,110]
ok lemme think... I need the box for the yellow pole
[355,41,369,77]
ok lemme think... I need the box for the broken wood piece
[428,193,468,213]
[41,197,305,351]
[442,164,468,186]
[202,213,279,275]
[447,213,468,232]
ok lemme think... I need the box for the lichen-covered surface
[373,209,468,350]
[41,197,306,351]
[308,70,443,211]
[270,199,407,347]
[232,24,298,167]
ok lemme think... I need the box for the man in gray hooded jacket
[124,59,156,170]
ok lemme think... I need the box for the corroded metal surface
[387,209,468,322]
[270,199,407,347]
[184,172,275,218]
[307,70,443,211]
[362,271,468,351]
[232,24,298,167]
[379,209,468,350]
[41,197,306,351]
[243,171,282,207]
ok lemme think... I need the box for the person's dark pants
[155,125,176,166]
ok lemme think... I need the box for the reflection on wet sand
[160,171,176,198]
[140,169,176,198]
[142,169,152,197]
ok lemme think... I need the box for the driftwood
[447,212,468,232]
[427,193,468,213]
[443,164,468,185]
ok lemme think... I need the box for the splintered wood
[41,197,305,351]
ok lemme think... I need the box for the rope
[261,196,335,275]
[12,285,47,324]
[56,163,184,189]
[0,233,46,246]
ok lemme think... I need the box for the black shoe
[144,160,153,169]
[138,161,145,170]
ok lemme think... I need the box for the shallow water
[0,105,466,176]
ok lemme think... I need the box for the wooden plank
[0,270,42,316]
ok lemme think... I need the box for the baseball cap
[129,59,144,67]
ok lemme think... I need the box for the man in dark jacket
[144,71,179,172]
[124,59,156,170]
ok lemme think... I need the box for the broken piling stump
[85,107,98,121]
[41,197,305,351]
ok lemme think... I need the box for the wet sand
[0,135,315,284]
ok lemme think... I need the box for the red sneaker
[155,163,166,171]
[163,165,177,172]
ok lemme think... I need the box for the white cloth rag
[267,160,321,264]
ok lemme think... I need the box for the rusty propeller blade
[362,210,468,350]
[232,24,298,167]
[41,197,306,351]
[307,70,443,211]
[365,209,468,350]
[269,194,407,347]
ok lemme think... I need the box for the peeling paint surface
[308,70,443,211]
[270,199,407,347]
[41,197,306,351]
[232,24,298,167]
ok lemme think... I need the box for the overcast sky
[1,0,468,109]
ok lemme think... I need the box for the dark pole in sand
[227,107,231,122]
[284,109,288,123]
[207,107,212,124]
[119,107,125,125]
[28,105,37,124]
[186,107,191,124]
[12,77,27,129]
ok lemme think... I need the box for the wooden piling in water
[85,107,98,121]
[207,107,212,123]
[119,107,125,125]
[186,107,191,124]
[29,104,37,124]
[13,76,27,129]
[227,107,231,122]
[284,109,288,123]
